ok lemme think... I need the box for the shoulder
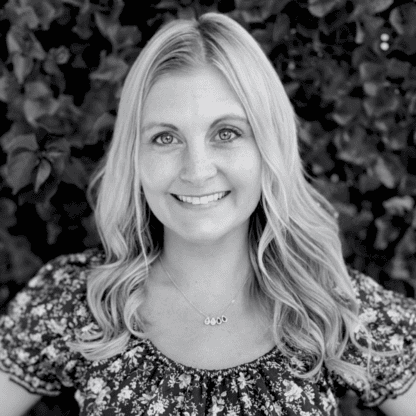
[28,247,105,288]
[336,266,416,407]
[5,248,106,330]
[346,266,416,327]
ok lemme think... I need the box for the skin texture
[139,65,262,306]
[0,370,41,416]
[379,381,416,416]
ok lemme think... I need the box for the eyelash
[152,128,242,146]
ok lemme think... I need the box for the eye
[217,128,241,142]
[152,133,178,145]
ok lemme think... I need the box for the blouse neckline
[142,337,280,376]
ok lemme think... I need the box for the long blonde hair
[71,12,373,387]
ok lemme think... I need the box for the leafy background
[0,0,415,414]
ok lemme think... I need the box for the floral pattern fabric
[0,248,415,415]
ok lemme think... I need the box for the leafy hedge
[1,0,415,415]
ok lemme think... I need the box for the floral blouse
[0,248,415,416]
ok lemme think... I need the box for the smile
[172,191,230,205]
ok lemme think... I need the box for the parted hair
[70,12,375,388]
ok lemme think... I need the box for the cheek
[231,148,262,188]
[139,154,173,192]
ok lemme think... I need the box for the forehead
[141,66,247,123]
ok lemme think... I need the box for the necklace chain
[158,257,250,326]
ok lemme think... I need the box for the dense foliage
[0,0,415,415]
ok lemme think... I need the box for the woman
[1,12,415,416]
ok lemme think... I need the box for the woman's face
[139,66,262,245]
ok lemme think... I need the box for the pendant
[204,315,228,325]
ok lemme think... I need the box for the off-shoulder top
[0,248,415,415]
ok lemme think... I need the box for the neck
[154,228,255,312]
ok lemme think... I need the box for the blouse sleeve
[333,267,416,407]
[0,250,100,396]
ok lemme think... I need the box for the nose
[179,144,217,185]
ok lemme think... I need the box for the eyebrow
[141,114,250,133]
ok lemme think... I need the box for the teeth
[176,192,227,205]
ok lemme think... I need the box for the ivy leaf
[11,54,33,84]
[34,158,52,192]
[89,53,129,83]
[23,97,60,126]
[6,150,38,194]
[363,87,400,117]
[86,112,115,145]
[386,58,411,79]
[400,175,416,195]
[335,125,378,166]
[382,128,408,151]
[360,0,394,14]
[374,216,400,250]
[6,26,46,59]
[72,8,93,40]
[4,3,40,29]
[44,137,71,176]
[373,156,396,188]
[390,4,416,36]
[359,61,385,83]
[31,1,58,30]
[308,0,343,18]
[0,198,17,228]
[62,157,88,189]
[25,81,51,99]
[383,196,414,216]
[0,72,19,103]
[94,12,118,44]
[4,133,38,157]
[332,97,361,126]
[358,172,381,193]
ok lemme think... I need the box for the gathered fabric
[0,249,415,415]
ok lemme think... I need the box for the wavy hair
[70,12,378,388]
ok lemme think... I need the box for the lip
[171,191,231,208]
[171,191,230,198]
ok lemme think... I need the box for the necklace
[158,257,251,326]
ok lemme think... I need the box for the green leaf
[382,128,408,150]
[7,4,40,29]
[89,53,129,83]
[0,73,19,102]
[94,12,118,43]
[358,172,381,193]
[6,151,38,194]
[359,61,385,83]
[4,133,38,156]
[6,29,22,54]
[34,158,51,192]
[390,4,416,36]
[0,198,17,228]
[32,1,57,30]
[308,0,343,18]
[25,81,51,99]
[373,157,396,188]
[23,97,60,125]
[335,126,378,166]
[364,0,393,14]
[87,112,115,144]
[374,216,400,249]
[61,157,88,189]
[383,196,414,216]
[386,58,411,79]
[363,87,400,118]
[400,175,416,195]
[12,54,33,84]
[45,138,71,176]
[332,97,361,126]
